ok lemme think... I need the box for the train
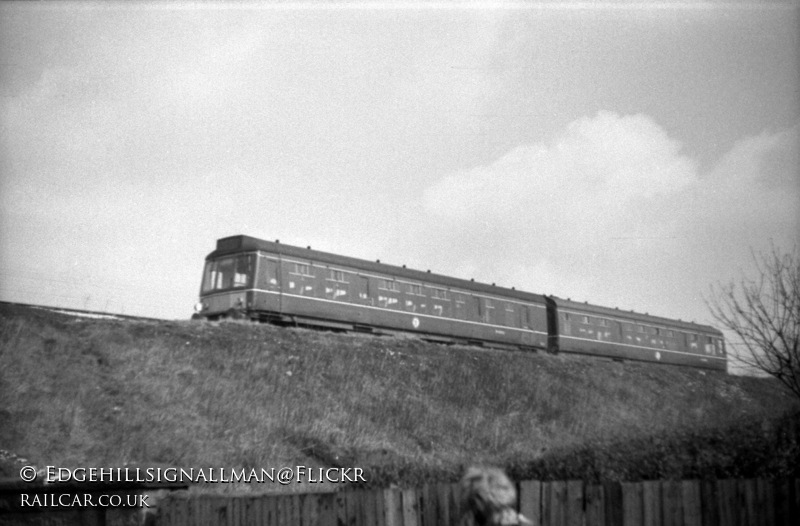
[192,235,727,371]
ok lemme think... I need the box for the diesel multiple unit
[193,235,726,371]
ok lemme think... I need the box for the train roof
[208,235,549,304]
[550,296,721,335]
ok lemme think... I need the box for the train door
[544,297,559,353]
[481,298,495,324]
[520,305,529,329]
[257,255,280,290]
[356,275,371,305]
[454,293,466,320]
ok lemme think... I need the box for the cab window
[202,254,254,292]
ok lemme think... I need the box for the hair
[459,466,532,526]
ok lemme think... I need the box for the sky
[1,1,798,367]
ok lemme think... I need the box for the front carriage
[194,235,551,351]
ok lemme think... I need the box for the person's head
[459,466,532,526]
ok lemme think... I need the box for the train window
[378,279,399,292]
[581,316,589,324]
[233,260,249,286]
[667,330,674,338]
[598,318,609,327]
[408,283,423,295]
[293,263,313,277]
[563,313,570,321]
[378,295,399,308]
[637,325,645,333]
[327,269,347,283]
[202,254,254,292]
[432,288,449,300]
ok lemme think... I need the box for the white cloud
[419,112,799,323]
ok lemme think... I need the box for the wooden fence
[157,478,800,526]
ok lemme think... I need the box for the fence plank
[421,486,433,526]
[245,496,255,526]
[720,479,739,526]
[349,491,361,526]
[681,481,701,526]
[744,479,759,526]
[282,495,296,526]
[774,479,791,526]
[384,488,402,526]
[604,482,623,526]
[519,480,541,526]
[237,496,245,526]
[374,489,387,526]
[758,479,774,526]
[663,480,683,526]
[700,480,719,526]
[551,481,567,526]
[300,493,317,526]
[622,482,642,526]
[435,484,452,526]
[316,493,337,526]
[566,480,584,526]
[268,495,280,526]
[538,482,550,526]
[642,481,662,526]
[585,484,605,526]
[402,488,419,526]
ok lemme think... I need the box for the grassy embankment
[0,303,798,493]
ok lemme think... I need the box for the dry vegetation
[1,303,798,494]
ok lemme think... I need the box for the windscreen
[202,254,254,293]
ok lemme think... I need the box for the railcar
[548,297,726,370]
[193,235,552,351]
[193,235,726,371]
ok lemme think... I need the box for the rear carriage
[548,297,726,370]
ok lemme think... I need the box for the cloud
[419,112,799,322]
[423,111,695,223]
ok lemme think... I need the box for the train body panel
[194,235,727,371]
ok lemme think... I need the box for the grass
[0,303,798,494]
